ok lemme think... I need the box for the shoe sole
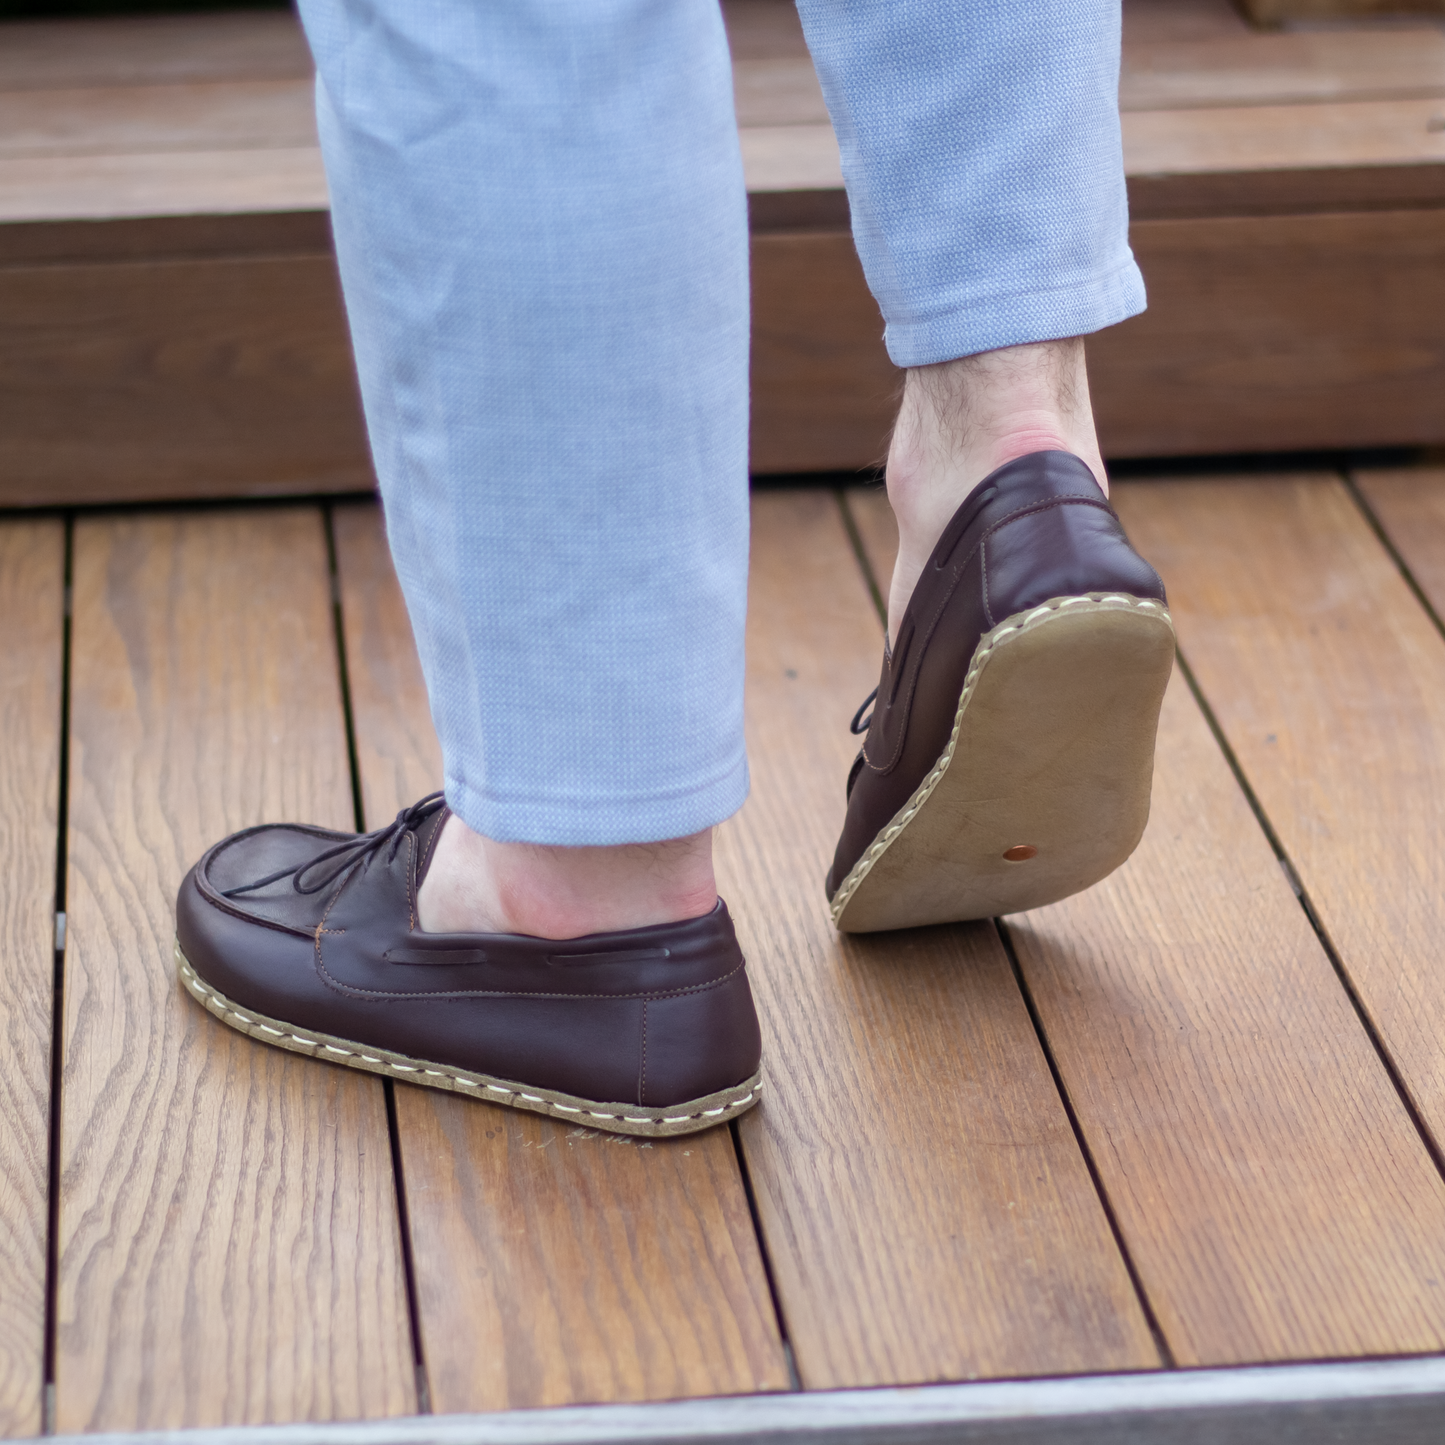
[175,942,762,1137]
[831,593,1175,933]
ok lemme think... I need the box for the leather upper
[826,451,1167,899]
[177,799,762,1107]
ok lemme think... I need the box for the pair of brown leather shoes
[175,452,1172,1136]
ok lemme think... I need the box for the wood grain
[0,212,334,268]
[1122,99,1445,217]
[1090,210,1445,456]
[0,254,370,508]
[0,11,313,92]
[722,0,811,62]
[1240,0,1445,24]
[0,80,318,161]
[0,521,64,1438]
[853,481,1445,1364]
[1114,475,1445,1191]
[733,60,829,129]
[722,490,1157,1387]
[750,231,895,476]
[1016,667,1445,1363]
[0,148,328,225]
[59,509,415,1431]
[1355,467,1445,608]
[1123,0,1253,45]
[330,503,789,1413]
[1120,30,1445,111]
[739,127,841,197]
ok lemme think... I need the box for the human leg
[795,0,1140,616]
[307,0,751,851]
[172,0,763,1132]
[883,338,1106,646]
[297,0,753,937]
[796,0,1174,929]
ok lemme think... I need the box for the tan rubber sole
[175,942,762,1138]
[831,593,1175,933]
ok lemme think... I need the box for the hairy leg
[884,337,1105,644]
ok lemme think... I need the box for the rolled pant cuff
[443,756,751,848]
[883,257,1147,370]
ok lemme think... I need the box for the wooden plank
[59,509,415,1431]
[0,254,369,508]
[725,3,826,130]
[1356,468,1445,608]
[1241,0,1445,25]
[0,520,64,1438]
[1113,475,1445,1195]
[330,504,789,1413]
[739,127,841,198]
[1014,670,1445,1361]
[0,149,327,225]
[1122,99,1445,217]
[1090,210,1445,456]
[749,231,893,475]
[0,11,313,92]
[20,205,1417,498]
[1120,30,1445,112]
[733,61,829,130]
[853,484,1445,1363]
[722,0,811,62]
[0,212,334,268]
[0,80,317,161]
[1122,0,1253,45]
[721,490,1158,1387]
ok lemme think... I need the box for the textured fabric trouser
[297,0,1145,847]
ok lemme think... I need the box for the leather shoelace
[221,791,447,899]
[849,686,878,736]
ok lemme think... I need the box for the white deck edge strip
[54,1356,1445,1445]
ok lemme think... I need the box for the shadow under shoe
[828,451,1175,934]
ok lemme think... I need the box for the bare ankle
[883,338,1106,640]
[416,812,718,939]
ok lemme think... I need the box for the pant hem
[443,757,751,847]
[883,257,1147,369]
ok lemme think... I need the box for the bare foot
[416,811,718,940]
[884,337,1106,643]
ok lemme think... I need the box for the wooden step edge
[4,165,1441,265]
[48,1357,1445,1445]
[0,208,332,266]
[1127,161,1445,218]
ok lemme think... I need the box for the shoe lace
[849,686,878,736]
[221,791,447,899]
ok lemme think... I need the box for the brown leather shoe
[828,451,1174,933]
[175,794,762,1136]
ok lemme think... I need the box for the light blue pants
[298,0,1144,846]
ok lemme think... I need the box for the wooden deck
[6,463,1445,1439]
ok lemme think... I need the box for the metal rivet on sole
[1003,844,1038,862]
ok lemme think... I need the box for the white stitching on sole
[172,948,760,1136]
[830,593,1174,927]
